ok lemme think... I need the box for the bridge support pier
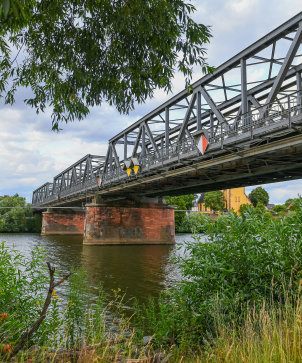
[41,209,85,235]
[83,200,175,245]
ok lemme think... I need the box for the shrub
[0,242,105,355]
[178,212,210,233]
[238,203,252,215]
[0,242,52,348]
[136,200,302,347]
[177,203,302,320]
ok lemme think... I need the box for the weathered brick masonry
[83,204,175,245]
[41,210,85,235]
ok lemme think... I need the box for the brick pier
[41,201,175,245]
[41,209,85,235]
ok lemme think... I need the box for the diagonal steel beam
[221,75,228,101]
[199,86,229,129]
[248,95,262,108]
[252,55,283,66]
[132,125,142,157]
[262,22,302,116]
[101,147,110,178]
[144,122,159,154]
[268,42,276,79]
[207,84,241,93]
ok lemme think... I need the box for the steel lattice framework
[33,13,302,207]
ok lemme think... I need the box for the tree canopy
[0,194,41,232]
[0,0,212,129]
[204,190,225,212]
[248,187,269,208]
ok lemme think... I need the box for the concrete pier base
[83,202,175,245]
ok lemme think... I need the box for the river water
[1,233,194,307]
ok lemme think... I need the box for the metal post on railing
[210,111,214,141]
[296,72,302,114]
[221,124,223,149]
[288,95,291,128]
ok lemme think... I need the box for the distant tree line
[0,194,41,233]
[166,195,196,231]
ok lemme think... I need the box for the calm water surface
[1,233,194,307]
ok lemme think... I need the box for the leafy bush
[135,200,302,347]
[273,204,287,213]
[178,212,210,233]
[238,203,251,215]
[0,242,106,355]
[0,242,53,349]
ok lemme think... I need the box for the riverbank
[1,202,302,361]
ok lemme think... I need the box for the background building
[198,187,252,213]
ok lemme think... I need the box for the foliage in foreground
[0,242,120,357]
[166,294,302,362]
[2,202,302,360]
[197,295,302,363]
[0,194,41,233]
[1,0,213,127]
[0,240,163,361]
[134,202,302,348]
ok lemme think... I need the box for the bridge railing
[210,90,302,144]
[100,135,198,185]
[32,155,104,206]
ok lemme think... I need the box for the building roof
[197,193,205,203]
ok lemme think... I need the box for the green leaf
[2,0,10,19]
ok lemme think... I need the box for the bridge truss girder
[32,13,302,207]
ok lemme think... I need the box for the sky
[0,0,302,204]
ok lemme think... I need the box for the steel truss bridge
[33,13,302,207]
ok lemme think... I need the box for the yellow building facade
[198,187,252,213]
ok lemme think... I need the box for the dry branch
[8,262,72,358]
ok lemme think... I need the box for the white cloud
[246,180,302,204]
